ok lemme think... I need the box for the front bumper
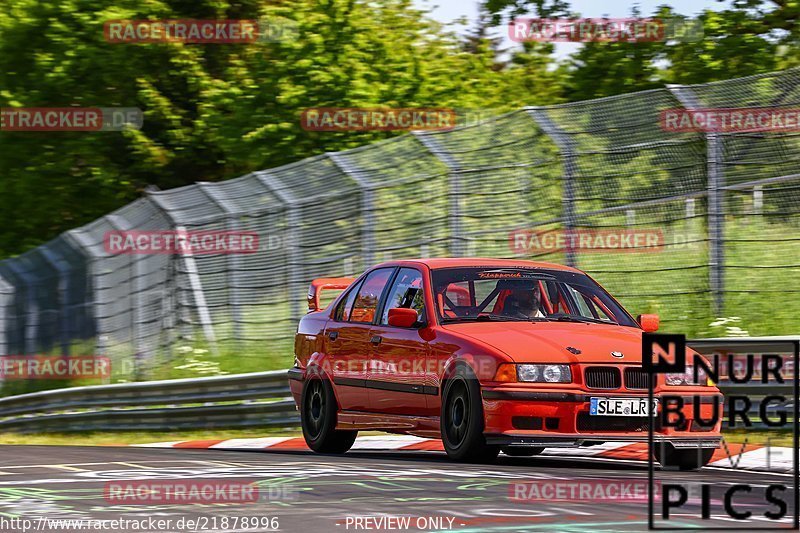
[485,434,722,449]
[482,386,723,448]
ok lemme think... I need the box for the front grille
[576,412,657,432]
[584,367,621,389]
[625,368,652,390]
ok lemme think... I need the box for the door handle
[328,331,339,341]
[370,335,382,345]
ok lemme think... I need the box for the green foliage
[487,1,799,99]
[2,1,798,255]
[0,1,797,385]
[0,0,563,258]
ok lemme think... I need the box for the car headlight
[517,364,572,383]
[665,366,709,386]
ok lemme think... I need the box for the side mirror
[388,308,419,328]
[637,314,660,333]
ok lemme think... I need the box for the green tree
[487,1,797,97]
[0,0,565,258]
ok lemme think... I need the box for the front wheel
[654,444,714,471]
[441,367,499,463]
[301,377,357,454]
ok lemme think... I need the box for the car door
[366,268,429,415]
[325,267,395,411]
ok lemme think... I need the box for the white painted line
[209,437,295,449]
[350,436,429,450]
[540,441,634,457]
[132,441,185,448]
[131,436,791,474]
[709,447,794,473]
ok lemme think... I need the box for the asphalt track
[0,445,795,532]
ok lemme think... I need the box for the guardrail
[0,370,298,432]
[0,337,795,433]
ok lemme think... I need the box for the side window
[350,268,394,323]
[381,268,425,325]
[334,281,362,322]
[565,285,593,316]
[565,285,615,321]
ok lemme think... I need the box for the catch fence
[1,68,798,381]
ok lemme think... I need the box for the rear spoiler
[307,277,356,312]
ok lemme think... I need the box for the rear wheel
[654,444,714,471]
[441,367,500,463]
[502,446,545,457]
[301,377,357,454]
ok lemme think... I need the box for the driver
[504,285,545,319]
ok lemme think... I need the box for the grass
[0,427,789,449]
[574,216,800,338]
[2,214,796,398]
[0,337,295,397]
[0,428,302,446]
[721,429,793,447]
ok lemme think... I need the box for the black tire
[654,444,714,471]
[502,446,545,457]
[441,366,500,463]
[301,377,357,454]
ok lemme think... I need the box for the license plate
[590,397,658,417]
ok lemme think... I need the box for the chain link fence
[1,68,798,380]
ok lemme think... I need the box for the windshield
[431,267,637,327]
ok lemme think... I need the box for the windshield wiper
[441,314,532,323]
[442,313,613,325]
[547,314,618,325]
[476,314,536,322]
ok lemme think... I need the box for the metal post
[5,261,37,355]
[198,183,242,346]
[256,172,303,324]
[669,85,726,315]
[343,257,354,277]
[145,192,197,348]
[753,186,763,214]
[38,246,71,355]
[175,225,218,351]
[327,153,376,268]
[708,132,725,315]
[526,107,579,267]
[413,132,464,256]
[65,229,101,354]
[626,209,635,227]
[0,274,11,356]
[105,214,146,358]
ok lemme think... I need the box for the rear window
[350,268,394,323]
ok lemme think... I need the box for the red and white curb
[133,436,792,474]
